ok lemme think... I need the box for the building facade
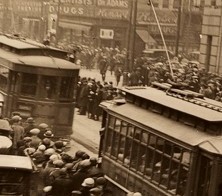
[200,0,222,74]
[0,0,202,56]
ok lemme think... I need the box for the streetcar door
[196,155,212,196]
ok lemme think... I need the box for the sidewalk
[71,109,101,155]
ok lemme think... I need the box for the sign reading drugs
[100,29,114,39]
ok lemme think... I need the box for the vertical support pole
[175,0,182,57]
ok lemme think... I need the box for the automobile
[142,49,175,62]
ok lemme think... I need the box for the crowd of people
[0,115,110,196]
[0,112,143,196]
[73,45,222,102]
[76,76,124,120]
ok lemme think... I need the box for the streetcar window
[105,128,112,154]
[142,132,148,144]
[20,73,37,96]
[148,134,156,146]
[206,122,222,135]
[108,116,115,128]
[39,76,57,99]
[121,121,128,135]
[111,131,119,157]
[114,119,121,132]
[117,136,126,162]
[0,65,9,91]
[134,128,142,140]
[179,114,195,127]
[131,138,140,169]
[60,77,74,99]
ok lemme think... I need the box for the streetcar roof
[0,48,79,70]
[0,35,39,49]
[18,56,79,69]
[101,101,219,148]
[0,155,33,171]
[122,87,222,122]
[0,35,65,52]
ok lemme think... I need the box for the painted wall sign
[97,0,128,8]
[13,0,42,16]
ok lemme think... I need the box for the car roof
[0,154,33,171]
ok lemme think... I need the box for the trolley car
[99,82,222,196]
[0,34,79,135]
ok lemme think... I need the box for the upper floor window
[173,0,179,8]
[163,0,169,8]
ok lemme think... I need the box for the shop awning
[59,21,92,32]
[136,30,156,44]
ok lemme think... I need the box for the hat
[39,123,49,129]
[26,117,35,124]
[30,128,40,135]
[96,177,107,186]
[81,178,95,187]
[12,115,22,122]
[44,148,55,156]
[43,130,54,138]
[65,163,74,170]
[23,137,32,142]
[0,119,12,131]
[133,192,142,196]
[42,138,51,146]
[90,157,98,164]
[53,160,64,167]
[79,159,91,169]
[32,151,43,158]
[25,147,36,155]
[50,154,61,162]
[75,150,85,158]
[38,144,46,151]
[90,187,103,194]
[54,141,64,149]
[82,153,90,160]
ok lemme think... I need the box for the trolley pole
[148,0,174,78]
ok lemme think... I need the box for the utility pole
[130,0,138,72]
[125,0,133,72]
[55,0,61,45]
[175,0,182,57]
[126,0,138,72]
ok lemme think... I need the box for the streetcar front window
[20,73,37,96]
[39,76,57,99]
[0,65,9,91]
[60,77,74,99]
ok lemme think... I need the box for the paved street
[68,68,122,157]
[79,68,123,88]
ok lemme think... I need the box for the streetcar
[99,82,222,196]
[0,34,79,135]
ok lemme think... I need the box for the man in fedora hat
[24,117,37,137]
